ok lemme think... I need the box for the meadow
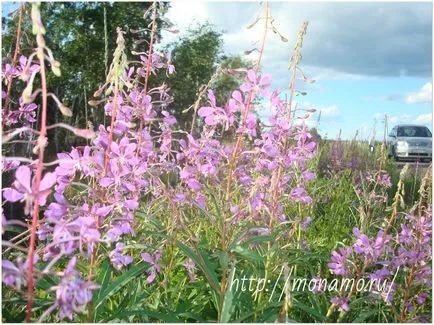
[1,2,432,323]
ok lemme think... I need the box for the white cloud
[374,112,432,125]
[161,2,431,85]
[406,82,432,104]
[414,113,432,124]
[159,1,208,46]
[319,105,339,116]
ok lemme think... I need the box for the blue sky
[2,1,432,140]
[160,1,433,140]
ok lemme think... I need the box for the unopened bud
[22,84,34,104]
[51,65,61,77]
[74,128,95,139]
[58,104,72,117]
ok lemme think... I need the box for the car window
[397,126,432,137]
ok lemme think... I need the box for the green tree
[2,2,167,151]
[158,23,252,132]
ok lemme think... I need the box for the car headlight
[397,141,408,147]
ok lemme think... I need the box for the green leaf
[176,241,220,293]
[353,309,379,322]
[117,309,179,322]
[94,262,148,311]
[293,300,327,322]
[220,265,235,322]
[241,234,273,248]
[93,259,113,321]
[234,246,263,262]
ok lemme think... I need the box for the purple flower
[376,173,392,188]
[2,158,20,171]
[289,187,312,204]
[301,216,313,231]
[239,69,271,97]
[328,247,352,275]
[330,296,350,312]
[161,110,176,126]
[2,255,38,291]
[53,257,99,320]
[109,243,133,270]
[184,258,196,282]
[310,276,326,293]
[3,166,57,214]
[302,171,315,181]
[141,249,162,284]
[416,292,427,305]
[352,228,390,263]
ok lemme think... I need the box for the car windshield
[397,126,432,138]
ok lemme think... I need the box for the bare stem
[218,3,270,321]
[26,4,49,321]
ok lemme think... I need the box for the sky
[159,1,433,140]
[2,1,432,140]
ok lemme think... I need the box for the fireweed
[327,168,432,322]
[1,2,431,323]
[2,3,316,321]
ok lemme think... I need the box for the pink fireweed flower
[328,247,352,275]
[3,166,57,214]
[1,158,20,172]
[184,258,196,282]
[376,172,392,188]
[139,53,164,75]
[198,90,224,126]
[161,110,177,126]
[2,255,38,291]
[109,242,133,270]
[52,257,99,320]
[289,187,312,204]
[352,228,391,264]
[330,296,350,312]
[239,69,271,97]
[141,249,162,284]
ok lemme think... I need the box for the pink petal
[3,188,24,202]
[99,177,114,187]
[247,69,256,83]
[124,144,137,156]
[15,166,31,193]
[240,84,252,92]
[124,199,138,210]
[38,189,51,206]
[198,106,214,117]
[39,172,57,191]
[96,206,112,217]
[111,142,120,156]
[146,269,156,284]
[207,90,216,106]
[205,115,217,126]
[232,90,243,103]
[141,252,153,264]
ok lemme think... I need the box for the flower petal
[3,188,24,202]
[39,172,57,191]
[15,166,31,193]
[198,106,214,117]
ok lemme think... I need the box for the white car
[388,124,432,162]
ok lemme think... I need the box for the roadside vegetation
[2,2,431,323]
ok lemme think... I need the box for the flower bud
[58,103,72,117]
[51,65,61,77]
